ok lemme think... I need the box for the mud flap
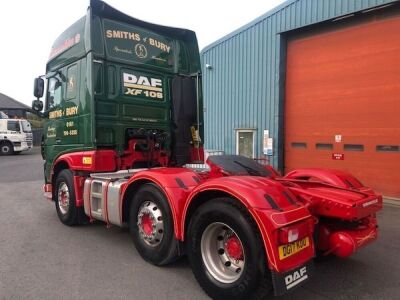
[271,260,314,296]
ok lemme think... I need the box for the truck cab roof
[47,0,200,73]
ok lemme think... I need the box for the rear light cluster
[278,218,314,244]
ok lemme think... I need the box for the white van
[0,118,33,155]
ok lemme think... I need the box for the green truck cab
[33,0,203,184]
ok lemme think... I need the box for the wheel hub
[57,182,70,215]
[137,201,164,247]
[1,145,10,153]
[225,236,243,260]
[141,213,154,236]
[201,222,245,284]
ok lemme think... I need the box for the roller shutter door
[285,14,400,198]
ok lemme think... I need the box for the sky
[0,0,285,106]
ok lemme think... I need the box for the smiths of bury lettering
[66,106,79,116]
[49,106,79,119]
[147,38,171,53]
[49,110,63,119]
[106,30,141,41]
[105,29,171,54]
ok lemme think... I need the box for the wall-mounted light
[205,64,213,70]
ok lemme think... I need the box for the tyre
[129,183,179,266]
[0,141,14,155]
[54,169,87,226]
[187,198,272,300]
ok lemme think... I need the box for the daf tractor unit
[31,1,382,299]
[0,113,33,155]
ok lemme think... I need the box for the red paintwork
[281,169,382,220]
[53,150,117,174]
[253,207,315,272]
[73,175,85,207]
[284,168,365,189]
[281,169,381,256]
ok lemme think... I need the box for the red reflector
[43,184,52,193]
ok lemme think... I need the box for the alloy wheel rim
[201,222,245,284]
[137,201,164,247]
[57,182,70,215]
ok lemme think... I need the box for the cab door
[44,74,63,162]
[43,62,81,169]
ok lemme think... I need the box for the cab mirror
[33,77,44,98]
[32,99,44,112]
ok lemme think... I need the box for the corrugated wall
[201,0,397,169]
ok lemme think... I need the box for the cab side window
[7,120,20,132]
[47,77,62,109]
[66,64,78,100]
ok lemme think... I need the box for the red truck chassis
[44,151,382,299]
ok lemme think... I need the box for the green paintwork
[41,0,202,183]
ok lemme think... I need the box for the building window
[236,130,255,158]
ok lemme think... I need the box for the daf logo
[285,266,308,290]
[123,73,162,90]
[135,44,147,59]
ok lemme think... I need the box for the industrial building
[0,93,30,118]
[201,0,400,198]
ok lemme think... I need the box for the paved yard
[0,149,399,299]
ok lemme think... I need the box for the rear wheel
[129,183,179,266]
[187,198,272,300]
[54,169,87,226]
[0,141,14,155]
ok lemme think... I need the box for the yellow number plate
[278,237,310,260]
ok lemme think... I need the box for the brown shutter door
[285,15,400,198]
